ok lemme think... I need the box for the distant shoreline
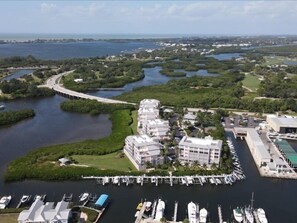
[0,33,188,43]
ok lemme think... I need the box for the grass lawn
[262,56,297,66]
[72,152,136,171]
[130,110,138,134]
[0,213,19,223]
[242,73,261,92]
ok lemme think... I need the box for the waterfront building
[139,99,160,109]
[245,128,271,167]
[274,139,297,170]
[140,119,170,139]
[178,136,222,166]
[18,199,71,223]
[137,107,160,128]
[124,134,163,170]
[266,114,297,133]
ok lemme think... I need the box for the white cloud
[41,2,57,14]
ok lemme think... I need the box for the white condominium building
[178,136,222,166]
[140,119,170,139]
[124,134,162,170]
[138,107,160,123]
[139,99,160,109]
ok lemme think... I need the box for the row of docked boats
[0,194,46,209]
[134,198,268,223]
[91,173,241,187]
[233,206,268,223]
[227,137,246,181]
[187,201,208,223]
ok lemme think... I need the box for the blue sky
[1,1,297,35]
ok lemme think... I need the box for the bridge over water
[40,71,134,105]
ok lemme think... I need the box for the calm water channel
[0,41,159,60]
[1,69,34,81]
[88,66,218,98]
[0,43,297,222]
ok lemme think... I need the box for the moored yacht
[187,201,198,223]
[257,208,268,223]
[244,206,254,223]
[199,207,208,223]
[20,195,31,204]
[79,193,89,202]
[145,201,152,212]
[0,195,11,209]
[154,199,165,221]
[233,207,243,222]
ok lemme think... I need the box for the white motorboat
[187,201,198,223]
[233,207,243,222]
[181,177,187,185]
[199,208,208,223]
[103,177,109,184]
[244,207,254,223]
[113,176,119,184]
[20,195,31,204]
[145,201,152,212]
[154,199,165,221]
[0,104,5,110]
[136,176,142,184]
[151,177,156,183]
[0,195,11,209]
[209,178,215,184]
[257,208,268,223]
[186,176,194,185]
[79,193,89,202]
[200,176,206,183]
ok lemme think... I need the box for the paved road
[41,71,134,105]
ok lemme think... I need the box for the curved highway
[41,71,134,105]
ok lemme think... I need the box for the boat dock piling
[218,205,223,223]
[135,201,147,223]
[173,201,178,222]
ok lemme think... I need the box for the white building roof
[183,113,196,120]
[147,119,169,126]
[267,114,297,128]
[179,136,222,149]
[18,200,70,223]
[246,128,271,160]
[139,99,160,108]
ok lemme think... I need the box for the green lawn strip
[242,74,261,92]
[4,109,135,181]
[130,110,138,134]
[79,207,98,223]
[72,152,136,171]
